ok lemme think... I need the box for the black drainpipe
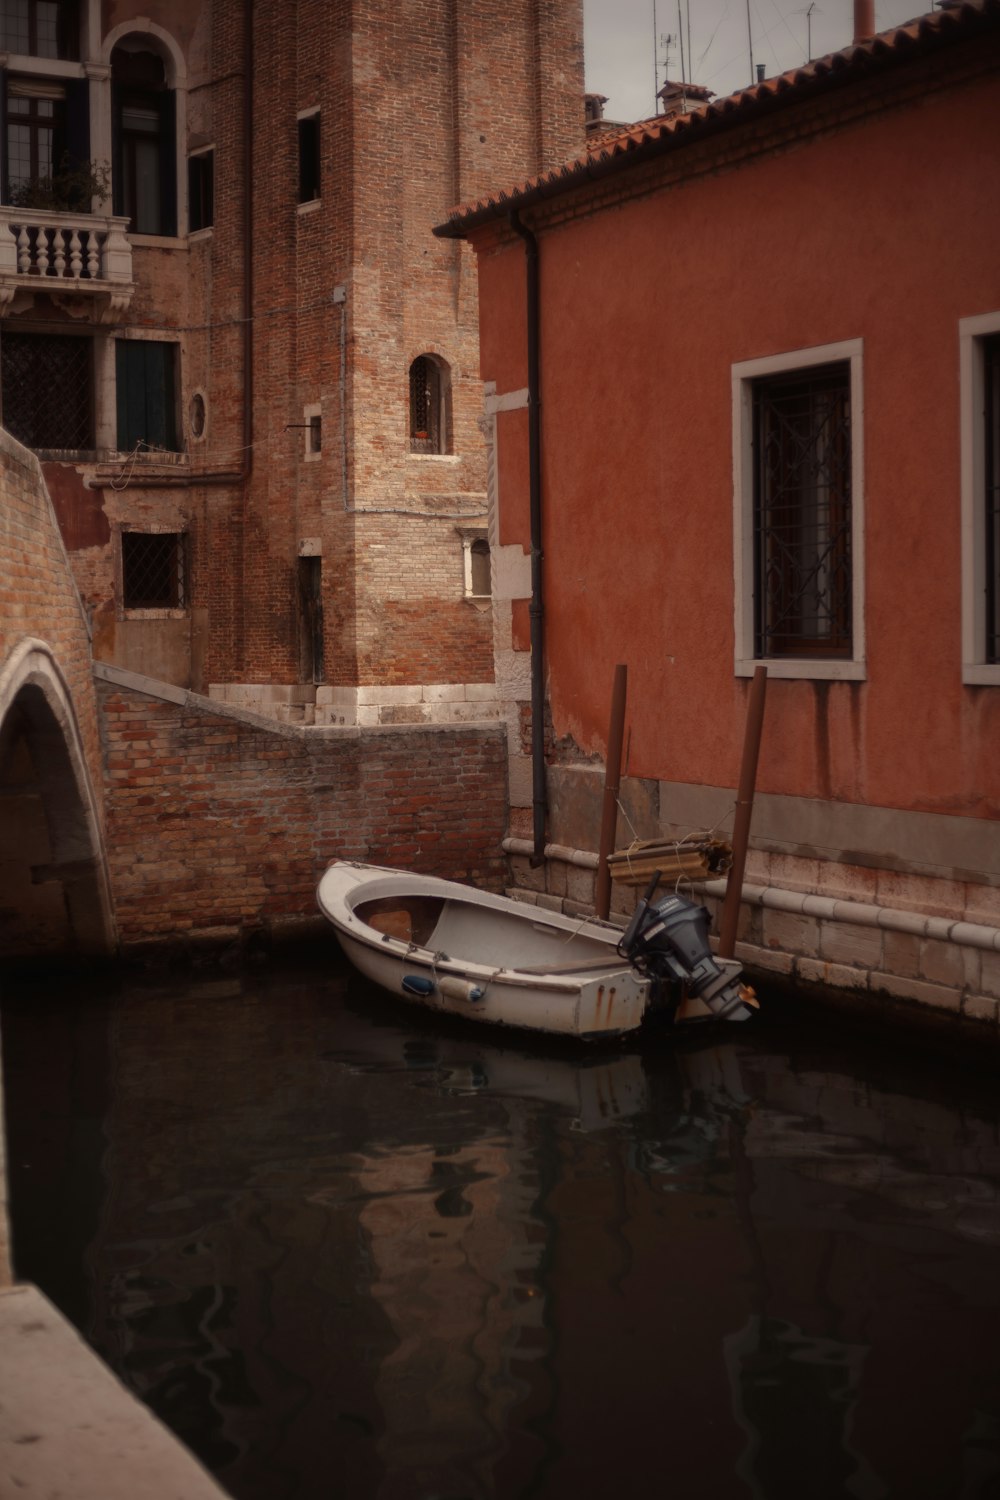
[243,0,254,480]
[509,210,546,865]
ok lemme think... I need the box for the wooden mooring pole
[594,664,628,921]
[718,665,767,959]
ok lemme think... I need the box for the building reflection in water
[3,970,1000,1499]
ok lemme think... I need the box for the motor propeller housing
[618,877,755,1022]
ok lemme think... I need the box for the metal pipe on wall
[595,665,628,920]
[509,210,547,865]
[718,665,768,959]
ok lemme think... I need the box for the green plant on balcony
[9,155,111,214]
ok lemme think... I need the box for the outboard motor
[618,872,756,1022]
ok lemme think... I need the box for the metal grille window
[121,531,186,609]
[753,362,852,658]
[0,331,92,451]
[987,335,1000,664]
[409,355,450,454]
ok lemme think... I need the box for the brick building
[0,0,583,725]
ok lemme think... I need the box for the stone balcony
[0,207,134,323]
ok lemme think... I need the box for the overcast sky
[583,0,932,123]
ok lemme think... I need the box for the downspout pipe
[243,0,254,480]
[509,210,546,864]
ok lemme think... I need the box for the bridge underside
[0,658,115,963]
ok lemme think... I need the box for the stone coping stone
[0,1284,228,1498]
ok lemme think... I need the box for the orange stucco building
[439,0,1000,1026]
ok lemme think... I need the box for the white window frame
[960,311,1000,686]
[732,338,866,681]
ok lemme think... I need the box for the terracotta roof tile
[434,0,1000,238]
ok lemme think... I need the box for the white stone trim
[484,386,529,416]
[960,311,1000,685]
[314,681,498,726]
[101,19,187,85]
[732,338,866,680]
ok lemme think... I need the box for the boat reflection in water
[3,967,1000,1499]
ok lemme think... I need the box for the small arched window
[469,538,491,597]
[409,354,451,454]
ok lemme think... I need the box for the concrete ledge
[0,1284,227,1498]
[94,663,504,743]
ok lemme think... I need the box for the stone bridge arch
[0,639,116,961]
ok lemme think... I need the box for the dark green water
[3,962,1000,1500]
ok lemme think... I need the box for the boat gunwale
[319,862,642,994]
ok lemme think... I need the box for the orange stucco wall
[476,61,1000,819]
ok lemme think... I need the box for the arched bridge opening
[0,643,115,964]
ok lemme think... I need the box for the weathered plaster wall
[475,52,1000,818]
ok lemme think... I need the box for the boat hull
[317,862,650,1040]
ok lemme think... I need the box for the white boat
[317,861,756,1041]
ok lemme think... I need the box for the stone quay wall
[504,764,1000,1035]
[96,667,507,956]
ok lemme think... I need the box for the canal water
[3,962,1000,1500]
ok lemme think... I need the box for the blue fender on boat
[402,975,436,997]
[402,973,485,1003]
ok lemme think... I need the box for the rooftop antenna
[745,0,756,84]
[677,1,687,82]
[657,29,676,108]
[806,1,817,60]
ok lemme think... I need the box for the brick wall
[97,675,508,952]
[27,0,583,704]
[0,429,116,958]
[0,432,101,798]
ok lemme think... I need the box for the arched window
[409,353,451,454]
[111,40,175,234]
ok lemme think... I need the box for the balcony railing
[0,207,134,322]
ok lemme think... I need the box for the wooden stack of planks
[607,835,733,888]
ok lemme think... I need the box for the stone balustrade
[0,207,134,321]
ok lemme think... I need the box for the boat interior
[355,894,624,970]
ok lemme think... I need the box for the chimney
[854,0,875,42]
